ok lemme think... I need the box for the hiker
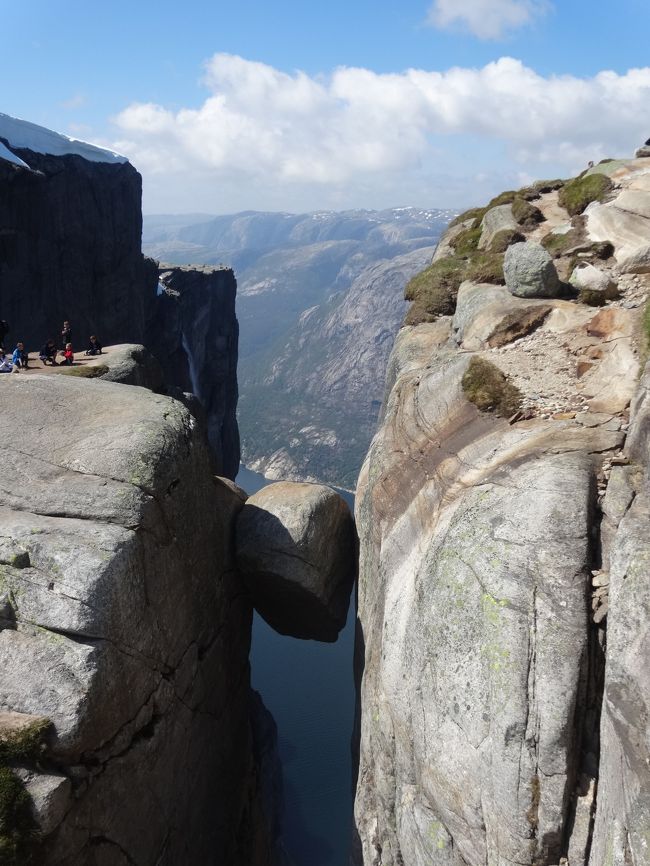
[60,342,74,366]
[39,339,58,366]
[0,349,13,373]
[85,335,103,356]
[12,342,29,370]
[0,321,9,346]
[61,320,72,350]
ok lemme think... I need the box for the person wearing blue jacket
[12,342,29,370]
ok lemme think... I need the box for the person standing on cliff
[60,320,72,350]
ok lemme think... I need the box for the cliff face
[153,265,240,480]
[0,374,272,864]
[353,158,650,865]
[0,117,240,478]
[0,142,156,348]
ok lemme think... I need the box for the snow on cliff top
[0,113,128,166]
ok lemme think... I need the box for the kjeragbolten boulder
[235,482,357,641]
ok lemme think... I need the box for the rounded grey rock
[504,241,562,298]
[235,481,357,641]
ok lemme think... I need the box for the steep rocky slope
[239,245,437,488]
[0,374,272,864]
[152,265,240,479]
[353,156,650,865]
[144,208,453,486]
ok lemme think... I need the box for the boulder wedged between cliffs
[236,481,357,642]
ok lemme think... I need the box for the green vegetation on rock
[466,252,505,284]
[461,357,522,417]
[54,364,109,378]
[404,248,505,325]
[558,173,613,216]
[0,719,50,864]
[511,197,544,227]
[541,230,579,257]
[578,286,619,307]
[532,178,566,194]
[0,767,35,865]
[404,258,466,324]
[489,228,525,253]
[448,207,486,229]
[450,225,482,256]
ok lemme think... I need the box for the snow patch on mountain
[0,112,128,166]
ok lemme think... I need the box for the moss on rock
[450,224,482,257]
[404,258,466,324]
[558,173,613,216]
[0,767,37,865]
[541,230,580,258]
[0,718,50,863]
[54,364,109,379]
[532,178,566,194]
[489,228,526,253]
[0,719,50,763]
[511,197,544,227]
[448,207,487,229]
[466,252,505,284]
[462,357,522,417]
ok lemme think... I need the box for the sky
[2,0,650,214]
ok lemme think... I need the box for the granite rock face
[77,342,165,389]
[354,159,650,865]
[353,337,617,866]
[588,362,650,866]
[477,204,517,250]
[0,135,240,479]
[236,482,357,641]
[504,241,562,297]
[152,265,240,479]
[0,145,157,349]
[0,374,270,865]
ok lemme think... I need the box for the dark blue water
[236,466,356,866]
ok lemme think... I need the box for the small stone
[592,573,610,587]
[553,412,576,420]
[593,601,609,624]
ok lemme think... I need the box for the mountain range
[143,207,454,487]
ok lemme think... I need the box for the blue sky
[3,0,650,213]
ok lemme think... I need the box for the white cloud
[427,0,550,40]
[109,54,650,213]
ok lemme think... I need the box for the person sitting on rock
[12,342,29,371]
[39,339,58,366]
[60,342,74,366]
[85,335,103,356]
[0,348,13,372]
[61,320,72,350]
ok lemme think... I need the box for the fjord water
[236,466,356,866]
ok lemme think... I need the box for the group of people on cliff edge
[0,319,103,373]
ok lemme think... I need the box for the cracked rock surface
[0,374,269,865]
[353,156,650,866]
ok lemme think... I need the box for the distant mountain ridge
[143,206,455,487]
